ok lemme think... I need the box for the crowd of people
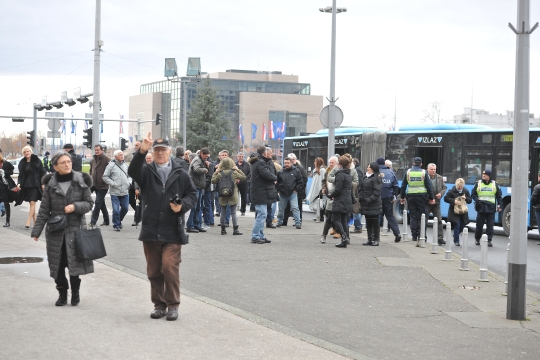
[0,138,510,320]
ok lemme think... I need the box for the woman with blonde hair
[444,178,472,246]
[16,146,46,228]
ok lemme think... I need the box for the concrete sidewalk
[0,230,347,360]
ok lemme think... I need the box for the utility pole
[92,0,102,148]
[507,0,538,320]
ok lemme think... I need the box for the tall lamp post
[235,104,246,151]
[277,100,287,155]
[320,2,346,159]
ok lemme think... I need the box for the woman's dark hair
[338,155,351,169]
[51,151,71,167]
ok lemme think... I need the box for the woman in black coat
[0,152,17,227]
[327,155,353,248]
[31,152,94,306]
[17,146,46,228]
[443,178,472,246]
[359,162,383,246]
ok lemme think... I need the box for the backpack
[217,171,235,197]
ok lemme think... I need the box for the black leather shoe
[266,224,276,229]
[454,242,460,246]
[1,210,5,217]
[438,240,446,245]
[194,227,207,232]
[363,240,374,246]
[100,222,110,226]
[395,235,402,243]
[71,291,80,306]
[251,238,265,244]
[55,289,68,306]
[3,221,10,228]
[166,308,178,321]
[488,241,493,247]
[132,221,137,226]
[295,224,302,229]
[262,238,271,243]
[475,240,480,245]
[150,308,167,319]
[371,240,379,246]
[335,241,347,248]
[186,228,199,233]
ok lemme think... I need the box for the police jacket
[379,165,399,199]
[128,151,198,244]
[400,166,434,200]
[472,179,502,214]
[277,165,303,197]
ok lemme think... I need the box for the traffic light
[26,131,35,147]
[120,138,129,151]
[156,113,162,125]
[83,128,93,149]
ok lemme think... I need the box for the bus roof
[397,124,492,131]
[315,127,384,136]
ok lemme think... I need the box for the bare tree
[422,101,443,123]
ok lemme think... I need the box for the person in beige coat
[211,157,246,235]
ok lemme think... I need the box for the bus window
[496,159,511,186]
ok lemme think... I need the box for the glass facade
[140,77,311,142]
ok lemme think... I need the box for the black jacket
[249,155,277,205]
[294,162,308,199]
[359,173,383,216]
[444,186,472,225]
[68,150,83,172]
[173,156,189,172]
[277,166,303,197]
[236,160,251,185]
[17,154,46,203]
[532,183,540,212]
[328,168,352,213]
[128,150,198,244]
[0,160,16,202]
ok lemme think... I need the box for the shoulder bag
[454,196,468,215]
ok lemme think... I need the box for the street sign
[47,131,60,138]
[48,118,61,131]
[319,105,344,127]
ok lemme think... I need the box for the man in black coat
[248,146,277,244]
[128,134,197,321]
[63,144,82,172]
[172,146,189,172]
[235,152,250,216]
[276,158,303,229]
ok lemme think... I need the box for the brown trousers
[143,241,182,310]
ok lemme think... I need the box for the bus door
[416,147,442,172]
[298,149,308,169]
[530,147,540,228]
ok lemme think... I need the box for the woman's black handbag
[46,215,67,232]
[75,227,107,261]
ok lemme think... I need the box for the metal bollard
[430,217,439,253]
[419,213,426,248]
[382,216,389,236]
[460,228,469,271]
[444,222,452,260]
[402,202,409,242]
[478,234,489,282]
[361,214,366,227]
[503,241,510,296]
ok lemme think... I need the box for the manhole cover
[0,257,44,264]
[459,285,480,290]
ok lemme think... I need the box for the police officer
[400,157,434,245]
[472,169,502,247]
[376,158,402,242]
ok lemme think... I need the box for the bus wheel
[393,195,404,224]
[502,204,511,237]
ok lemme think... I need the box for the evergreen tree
[184,77,233,155]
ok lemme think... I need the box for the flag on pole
[100,121,103,133]
[239,124,244,144]
[251,123,257,139]
[262,123,267,141]
[60,120,65,134]
[119,114,124,134]
[84,121,88,130]
[268,121,275,139]
[274,121,286,140]
[71,120,76,134]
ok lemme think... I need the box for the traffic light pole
[33,106,37,148]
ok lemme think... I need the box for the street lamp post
[320,1,346,159]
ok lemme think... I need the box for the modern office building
[128,69,324,152]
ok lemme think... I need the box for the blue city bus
[283,124,540,236]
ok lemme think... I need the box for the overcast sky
[1,0,538,143]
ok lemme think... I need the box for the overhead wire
[103,51,161,72]
[0,50,92,71]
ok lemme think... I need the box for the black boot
[372,225,380,246]
[221,225,227,235]
[3,220,9,227]
[335,234,348,248]
[233,225,242,235]
[71,290,80,306]
[363,229,374,246]
[55,287,68,306]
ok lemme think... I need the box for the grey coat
[103,159,131,196]
[31,172,95,279]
